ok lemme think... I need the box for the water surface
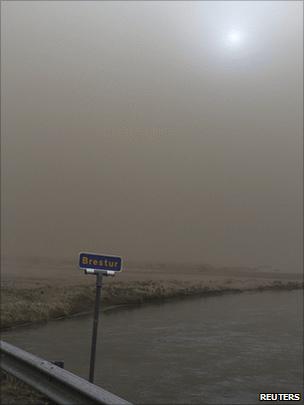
[3,290,303,404]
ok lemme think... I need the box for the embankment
[1,278,302,330]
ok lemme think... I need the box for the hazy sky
[1,1,303,272]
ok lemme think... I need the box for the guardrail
[1,340,132,405]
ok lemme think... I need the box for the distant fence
[0,340,132,405]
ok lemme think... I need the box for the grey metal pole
[89,272,103,383]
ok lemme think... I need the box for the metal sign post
[79,252,123,384]
[89,271,103,383]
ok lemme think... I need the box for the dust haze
[1,1,303,273]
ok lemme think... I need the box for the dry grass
[0,371,53,405]
[1,279,302,330]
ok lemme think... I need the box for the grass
[0,371,54,405]
[1,279,302,330]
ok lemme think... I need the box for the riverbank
[1,288,302,405]
[1,277,302,330]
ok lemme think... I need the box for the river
[2,289,303,404]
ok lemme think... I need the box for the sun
[226,30,243,46]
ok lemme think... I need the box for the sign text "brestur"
[79,253,122,272]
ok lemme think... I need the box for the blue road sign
[79,252,122,272]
